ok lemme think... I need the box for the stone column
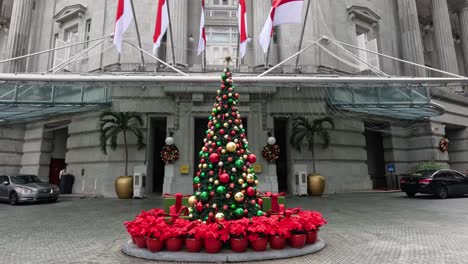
[166,0,187,67]
[252,0,271,66]
[397,0,426,77]
[460,1,468,76]
[4,0,34,73]
[432,0,459,75]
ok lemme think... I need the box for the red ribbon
[268,207,301,217]
[259,192,286,213]
[163,193,191,216]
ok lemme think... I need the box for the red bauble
[209,153,220,163]
[197,171,201,176]
[228,87,233,92]
[248,154,257,164]
[235,119,240,124]
[223,205,228,210]
[251,200,256,205]
[244,209,248,214]
[229,183,235,189]
[209,170,215,176]
[219,129,225,135]
[220,173,230,184]
[209,212,214,218]
[200,159,205,164]
[211,143,216,148]
[246,187,255,196]
[227,157,233,163]
[228,120,233,124]
[258,198,263,205]
[231,131,236,136]
[222,95,228,100]
[196,202,203,211]
[221,84,226,89]
[210,191,215,197]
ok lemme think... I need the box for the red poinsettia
[195,221,230,242]
[162,218,191,240]
[124,208,168,238]
[298,210,327,231]
[246,216,275,242]
[228,217,251,238]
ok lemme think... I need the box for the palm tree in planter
[99,112,145,199]
[290,116,335,196]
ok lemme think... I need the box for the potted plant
[246,216,274,252]
[185,221,204,252]
[298,210,327,244]
[269,215,290,250]
[99,112,145,199]
[125,209,165,250]
[228,218,250,253]
[290,116,335,196]
[197,221,230,253]
[163,218,189,252]
[146,218,167,252]
[281,215,307,249]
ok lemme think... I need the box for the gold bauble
[210,131,214,135]
[226,142,237,152]
[255,180,259,185]
[198,164,202,169]
[214,180,219,185]
[188,196,198,206]
[213,136,218,140]
[215,212,225,221]
[221,149,226,154]
[223,123,229,128]
[203,164,208,169]
[234,192,244,202]
[238,178,244,185]
[243,155,248,160]
[246,174,254,183]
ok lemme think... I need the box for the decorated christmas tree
[188,57,263,222]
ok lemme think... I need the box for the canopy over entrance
[0,73,464,124]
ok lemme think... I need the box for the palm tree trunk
[311,144,316,174]
[123,130,128,176]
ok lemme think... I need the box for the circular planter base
[122,238,326,262]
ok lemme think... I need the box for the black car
[400,169,468,199]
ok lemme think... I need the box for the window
[356,30,380,71]
[52,25,79,71]
[0,176,9,184]
[205,26,238,65]
[208,0,237,6]
[84,19,91,48]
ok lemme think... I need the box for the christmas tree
[188,57,263,222]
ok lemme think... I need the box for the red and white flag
[259,0,304,53]
[113,0,134,53]
[153,0,169,55]
[238,0,248,58]
[197,0,206,55]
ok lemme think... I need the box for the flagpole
[236,35,240,71]
[166,0,177,67]
[203,50,207,71]
[265,42,271,69]
[294,0,311,71]
[129,0,146,70]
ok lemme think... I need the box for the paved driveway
[1,192,468,264]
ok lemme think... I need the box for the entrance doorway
[151,118,167,193]
[48,127,68,185]
[364,125,386,189]
[274,118,289,193]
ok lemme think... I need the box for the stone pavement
[2,192,468,264]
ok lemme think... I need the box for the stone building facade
[0,0,467,197]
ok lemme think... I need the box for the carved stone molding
[53,4,87,26]
[347,5,381,26]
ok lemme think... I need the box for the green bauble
[200,191,209,201]
[234,208,244,217]
[209,116,213,120]
[231,204,236,209]
[217,141,221,146]
[209,164,213,169]
[244,144,249,149]
[221,73,227,80]
[215,123,221,129]
[250,168,255,173]
[200,172,206,177]
[241,129,245,133]
[216,186,227,195]
[256,210,263,216]
[235,159,244,168]
[230,176,234,181]
[193,177,201,184]
[228,99,233,104]
[199,151,204,157]
[208,185,213,191]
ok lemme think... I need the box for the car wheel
[405,192,416,197]
[436,186,448,199]
[9,192,19,205]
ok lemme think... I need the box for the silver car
[0,175,59,205]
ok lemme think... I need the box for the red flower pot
[146,237,164,252]
[269,235,286,250]
[306,230,318,244]
[288,234,306,249]
[134,236,147,249]
[204,238,223,253]
[185,238,203,252]
[166,237,184,252]
[250,237,268,252]
[230,237,249,253]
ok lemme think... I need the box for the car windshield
[10,175,43,184]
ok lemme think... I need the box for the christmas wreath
[262,144,280,163]
[439,137,449,152]
[161,144,179,164]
